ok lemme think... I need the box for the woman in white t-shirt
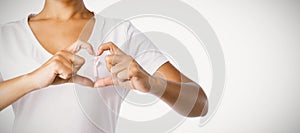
[0,0,208,132]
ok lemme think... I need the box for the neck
[36,0,93,21]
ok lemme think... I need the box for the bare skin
[0,0,208,117]
[29,0,94,54]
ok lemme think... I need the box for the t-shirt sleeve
[122,22,168,75]
[0,72,3,82]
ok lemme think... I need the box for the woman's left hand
[94,42,153,93]
[94,42,208,117]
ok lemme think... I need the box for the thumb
[94,76,113,88]
[71,75,94,87]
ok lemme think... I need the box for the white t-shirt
[0,14,168,133]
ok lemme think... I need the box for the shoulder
[95,14,131,26]
[0,17,29,49]
[0,18,28,39]
[94,14,133,34]
[0,18,26,32]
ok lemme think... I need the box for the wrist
[23,72,40,91]
[148,76,167,97]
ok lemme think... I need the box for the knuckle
[131,66,139,76]
[106,65,112,72]
[105,55,111,62]
[125,56,133,62]
[81,58,85,64]
[64,73,71,79]
[108,41,114,45]
[52,61,61,70]
[130,60,137,68]
[60,50,69,53]
[52,55,61,60]
[66,70,72,76]
[110,66,116,73]
[111,66,119,74]
[99,45,104,49]
[78,56,85,63]
[58,50,71,56]
[52,59,61,66]
[56,50,64,55]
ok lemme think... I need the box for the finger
[72,55,85,70]
[71,75,94,87]
[104,54,113,71]
[54,61,73,79]
[104,54,123,71]
[117,69,130,82]
[52,76,69,85]
[105,54,131,66]
[111,64,126,75]
[56,51,85,73]
[52,54,72,71]
[65,41,79,53]
[52,74,94,87]
[57,51,85,67]
[128,61,140,78]
[97,42,125,56]
[65,40,95,55]
[94,76,114,88]
[77,40,95,55]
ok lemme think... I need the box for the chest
[28,20,89,55]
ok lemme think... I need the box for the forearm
[0,74,36,111]
[94,43,208,116]
[149,77,208,117]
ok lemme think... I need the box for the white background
[1,0,300,132]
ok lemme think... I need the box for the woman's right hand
[28,40,95,90]
[0,41,95,110]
